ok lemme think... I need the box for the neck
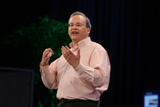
[71,41,78,47]
[71,36,88,47]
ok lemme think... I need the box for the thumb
[77,49,80,57]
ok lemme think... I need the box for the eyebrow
[69,22,82,24]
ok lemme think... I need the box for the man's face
[68,15,90,43]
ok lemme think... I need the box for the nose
[72,25,77,29]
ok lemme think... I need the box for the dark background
[0,0,160,107]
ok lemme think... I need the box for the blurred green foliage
[1,16,71,107]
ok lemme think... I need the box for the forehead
[69,15,86,24]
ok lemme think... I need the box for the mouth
[71,31,79,35]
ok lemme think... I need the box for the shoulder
[90,41,106,52]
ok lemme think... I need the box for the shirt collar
[69,37,91,51]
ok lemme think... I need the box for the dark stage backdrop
[1,0,160,107]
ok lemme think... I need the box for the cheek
[68,28,71,34]
[83,29,88,35]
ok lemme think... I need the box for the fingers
[61,46,67,58]
[41,48,54,66]
[42,48,54,63]
[61,46,72,59]
[43,48,54,57]
[65,46,70,50]
[77,49,80,57]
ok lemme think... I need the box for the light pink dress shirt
[40,37,111,101]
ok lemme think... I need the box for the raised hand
[61,46,80,68]
[41,48,54,66]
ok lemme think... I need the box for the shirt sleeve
[75,48,111,88]
[40,58,59,89]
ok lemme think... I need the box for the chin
[70,37,80,42]
[71,37,78,41]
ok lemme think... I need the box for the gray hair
[69,11,92,29]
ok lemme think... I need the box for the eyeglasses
[68,23,84,27]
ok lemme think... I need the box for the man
[40,11,111,107]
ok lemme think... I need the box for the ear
[86,28,91,35]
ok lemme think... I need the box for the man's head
[68,11,91,44]
[69,11,92,29]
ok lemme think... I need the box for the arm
[40,48,58,89]
[75,49,110,88]
[40,59,59,89]
[61,45,110,88]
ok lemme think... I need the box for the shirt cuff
[74,62,86,75]
[40,65,49,74]
[40,62,49,66]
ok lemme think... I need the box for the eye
[76,24,81,26]
[68,24,73,27]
